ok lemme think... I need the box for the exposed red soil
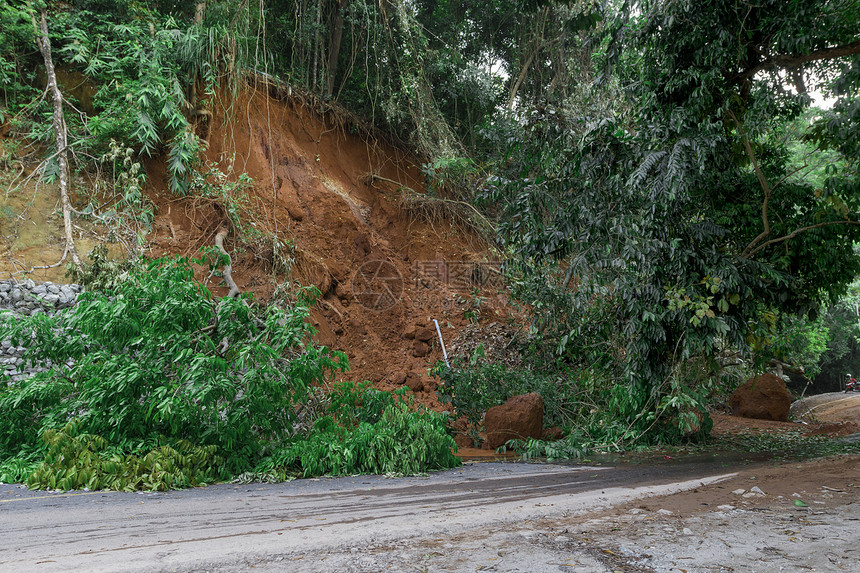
[141,84,510,409]
[7,83,860,445]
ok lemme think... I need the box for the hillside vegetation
[1,0,859,486]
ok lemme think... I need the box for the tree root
[215,227,240,297]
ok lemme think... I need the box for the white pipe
[433,319,450,367]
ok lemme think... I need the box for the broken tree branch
[735,40,860,84]
[215,227,241,297]
[35,11,81,269]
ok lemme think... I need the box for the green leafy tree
[0,257,347,472]
[482,0,860,441]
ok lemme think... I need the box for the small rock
[750,486,765,495]
[404,373,424,393]
[389,371,407,387]
[657,509,673,516]
[717,504,735,511]
[543,426,564,441]
[412,339,431,357]
[682,528,694,536]
[732,489,746,495]
[413,327,435,342]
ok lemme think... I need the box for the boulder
[483,393,544,449]
[730,373,791,422]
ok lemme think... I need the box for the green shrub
[258,385,461,477]
[0,256,347,478]
[26,421,224,491]
[0,267,465,488]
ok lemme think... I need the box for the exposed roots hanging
[249,72,394,149]
[398,189,495,246]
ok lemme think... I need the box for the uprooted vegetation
[0,258,459,489]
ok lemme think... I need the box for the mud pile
[139,84,509,406]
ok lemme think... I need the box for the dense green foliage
[262,383,459,477]
[474,0,860,444]
[2,0,258,192]
[2,0,860,459]
[0,261,459,488]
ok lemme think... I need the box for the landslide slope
[1,83,505,406]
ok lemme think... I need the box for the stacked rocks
[0,279,82,382]
[0,278,81,315]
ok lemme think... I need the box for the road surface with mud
[2,393,860,572]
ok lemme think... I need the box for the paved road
[791,390,860,422]
[0,460,740,572]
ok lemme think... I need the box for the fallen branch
[215,227,241,297]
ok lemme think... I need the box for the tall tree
[35,10,81,269]
[486,0,860,437]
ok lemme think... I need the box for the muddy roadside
[270,456,860,573]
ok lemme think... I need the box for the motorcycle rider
[845,373,857,393]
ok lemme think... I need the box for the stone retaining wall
[0,279,82,381]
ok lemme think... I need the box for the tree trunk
[189,1,206,110]
[312,0,322,91]
[195,1,206,23]
[506,7,550,109]
[215,227,241,298]
[35,11,81,269]
[326,0,346,97]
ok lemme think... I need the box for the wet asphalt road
[0,459,747,572]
